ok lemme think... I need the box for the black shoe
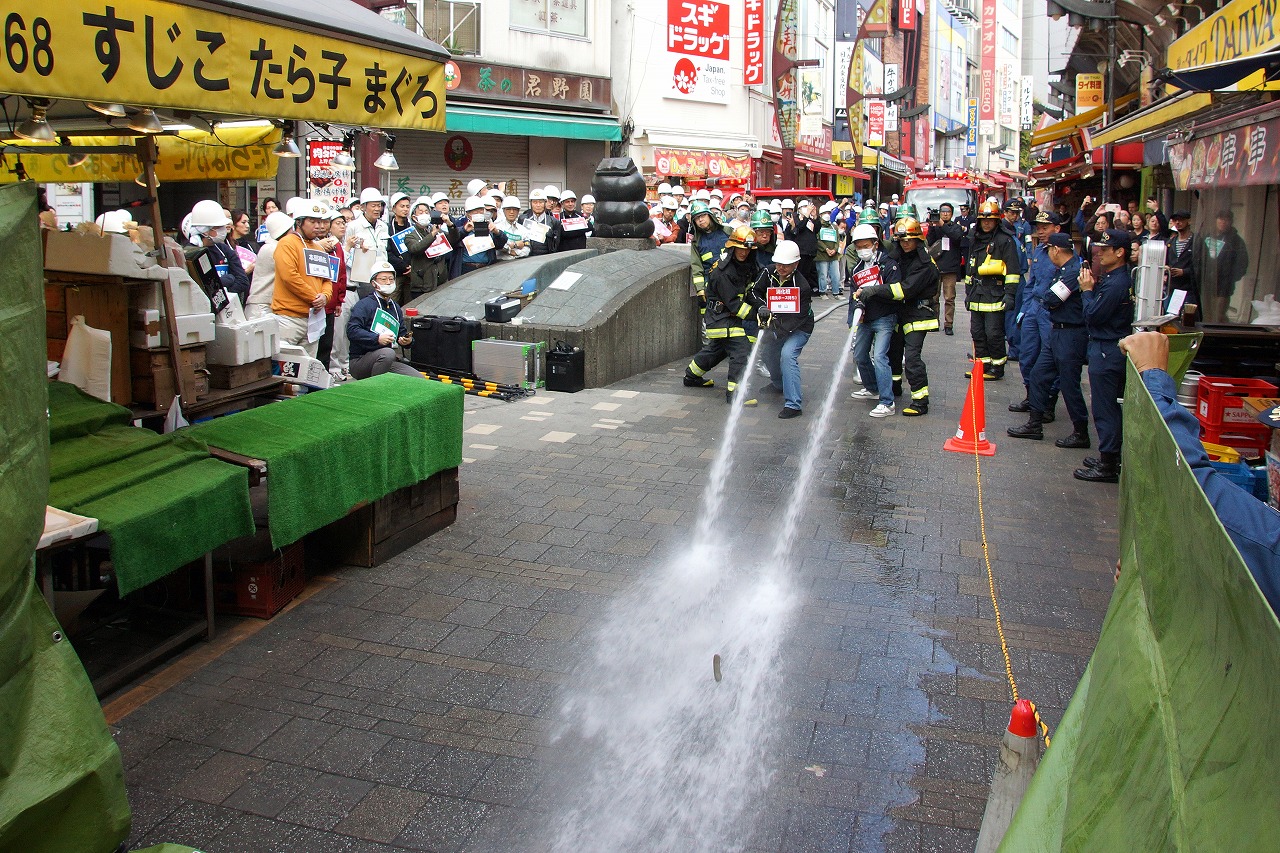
[944,326,954,336]
[902,398,928,416]
[1008,397,1030,413]
[988,368,1004,381]
[684,375,714,387]
[1074,462,1119,483]
[1055,424,1091,449]
[779,407,802,419]
[1007,412,1044,440]
[1082,455,1103,469]
[1042,411,1056,424]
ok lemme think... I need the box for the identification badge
[426,233,452,258]
[327,255,341,282]
[941,237,951,251]
[463,234,495,255]
[561,216,588,232]
[214,263,228,279]
[819,227,838,243]
[853,265,880,289]
[304,248,333,279]
[390,226,413,255]
[256,223,270,243]
[1050,282,1072,302]
[767,286,801,314]
[371,307,399,339]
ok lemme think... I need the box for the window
[511,0,588,38]
[409,1,481,56]
[1001,0,1020,14]
[999,26,1018,55]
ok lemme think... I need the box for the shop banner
[773,0,800,149]
[667,57,730,104]
[967,99,979,156]
[796,124,833,159]
[867,101,886,148]
[745,0,766,85]
[799,68,825,137]
[980,0,997,132]
[307,140,355,209]
[707,153,751,181]
[1167,0,1280,71]
[1169,113,1280,190]
[899,0,916,31]
[885,64,900,132]
[667,0,730,60]
[1076,73,1104,114]
[1020,76,1035,130]
[654,148,707,177]
[0,0,444,131]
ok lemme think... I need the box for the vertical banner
[1020,76,1035,130]
[899,0,917,30]
[666,0,731,104]
[884,64,900,132]
[980,0,997,134]
[773,0,800,149]
[1076,72,1105,114]
[966,98,979,157]
[999,64,1016,127]
[307,140,353,210]
[799,68,825,136]
[745,0,767,85]
[867,101,886,147]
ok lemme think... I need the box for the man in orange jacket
[271,200,335,358]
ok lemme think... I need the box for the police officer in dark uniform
[1008,233,1089,444]
[1010,211,1062,417]
[684,226,758,404]
[1074,229,1135,482]
[1002,199,1033,368]
[964,200,1022,380]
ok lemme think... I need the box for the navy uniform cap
[1047,233,1073,249]
[1035,211,1061,225]
[1096,228,1133,250]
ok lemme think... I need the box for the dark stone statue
[590,158,655,239]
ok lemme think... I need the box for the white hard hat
[501,196,521,209]
[370,260,397,277]
[543,185,560,200]
[189,199,232,228]
[326,206,347,221]
[852,224,880,242]
[671,185,686,196]
[769,200,783,213]
[891,193,900,201]
[467,179,488,197]
[412,195,431,210]
[710,202,723,213]
[694,189,712,201]
[661,197,679,210]
[388,192,409,209]
[482,195,498,208]
[658,182,673,195]
[293,199,331,220]
[772,240,801,265]
[263,211,295,240]
[284,197,305,216]
[464,196,485,211]
[710,188,724,198]
[820,201,838,214]
[430,192,449,205]
[780,199,795,210]
[561,190,577,201]
[358,187,384,205]
[95,211,130,234]
[581,194,596,205]
[530,188,546,201]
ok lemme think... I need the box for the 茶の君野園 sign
[0,0,445,131]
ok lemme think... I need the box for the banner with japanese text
[666,0,730,103]
[773,0,800,148]
[0,0,444,131]
[307,140,354,209]
[744,0,766,85]
[1168,114,1280,190]
[979,0,997,133]
[654,148,708,177]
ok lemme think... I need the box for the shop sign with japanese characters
[442,60,610,113]
[1169,114,1280,190]
[744,0,766,85]
[308,140,354,208]
[0,0,445,130]
[667,0,730,103]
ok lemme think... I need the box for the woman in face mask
[402,195,452,297]
[182,199,251,304]
[345,261,425,380]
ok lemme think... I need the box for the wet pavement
[112,300,1120,852]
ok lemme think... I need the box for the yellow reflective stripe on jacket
[967,301,1005,312]
[736,302,752,319]
[701,251,714,262]
[889,281,905,300]
[692,273,705,287]
[1003,274,1021,286]
[901,318,940,333]
[705,327,747,339]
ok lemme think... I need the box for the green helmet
[857,207,881,228]
[690,200,712,216]
[750,210,774,229]
[894,203,918,221]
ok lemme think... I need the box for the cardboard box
[130,345,209,409]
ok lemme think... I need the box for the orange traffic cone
[945,359,996,456]
[974,699,1043,852]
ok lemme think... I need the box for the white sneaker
[329,368,345,383]
[852,366,863,384]
[756,363,771,378]
[851,388,878,400]
[869,403,895,418]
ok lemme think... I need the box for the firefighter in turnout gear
[684,226,759,405]
[886,218,940,415]
[688,200,731,321]
[964,200,1022,380]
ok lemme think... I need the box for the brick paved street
[112,302,1119,852]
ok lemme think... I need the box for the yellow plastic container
[1202,441,1241,463]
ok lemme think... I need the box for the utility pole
[1103,18,1116,202]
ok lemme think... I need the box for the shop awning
[446,105,621,141]
[1162,48,1280,93]
[798,157,870,180]
[0,0,448,131]
[1089,92,1214,146]
[1029,143,1145,184]
[1030,92,1140,148]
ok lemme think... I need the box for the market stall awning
[1030,92,1140,148]
[0,0,448,131]
[1029,143,1145,184]
[446,105,621,141]
[1089,92,1213,146]
[798,157,870,180]
[1161,48,1280,92]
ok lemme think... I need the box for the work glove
[697,292,707,310]
[1002,296,1016,313]
[757,307,772,325]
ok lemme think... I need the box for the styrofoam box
[275,345,331,389]
[129,308,215,349]
[134,269,213,316]
[207,315,280,366]
[44,230,169,280]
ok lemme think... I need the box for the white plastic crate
[207,315,280,366]
[133,268,213,316]
[129,308,215,349]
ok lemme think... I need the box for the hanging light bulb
[272,120,301,157]
[86,102,127,118]
[16,99,55,143]
[135,173,159,188]
[128,108,165,134]
[374,133,399,170]
[60,134,89,168]
[333,131,356,167]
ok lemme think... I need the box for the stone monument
[587,157,655,253]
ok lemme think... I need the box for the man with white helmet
[345,187,389,296]
[728,198,753,230]
[401,195,453,294]
[245,211,297,320]
[271,199,335,357]
[346,260,422,380]
[558,190,590,252]
[519,188,561,255]
[784,199,820,296]
[496,196,531,259]
[451,195,508,274]
[580,194,596,237]
[385,192,414,302]
[543,186,561,217]
[183,199,250,303]
[467,178,489,198]
[815,201,843,299]
[750,239,813,418]
[652,196,681,245]
[316,206,352,377]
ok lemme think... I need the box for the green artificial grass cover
[188,373,463,549]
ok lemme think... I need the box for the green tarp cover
[1000,361,1280,851]
[0,183,130,851]
[187,373,464,549]
[46,382,254,597]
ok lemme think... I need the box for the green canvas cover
[999,361,1280,851]
[0,184,130,850]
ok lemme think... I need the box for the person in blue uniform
[1008,233,1089,445]
[1122,331,1280,615]
[1009,211,1062,417]
[1002,199,1032,366]
[1074,229,1135,482]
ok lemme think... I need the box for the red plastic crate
[1197,376,1278,426]
[213,541,305,619]
[1199,420,1272,459]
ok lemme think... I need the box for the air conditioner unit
[838,149,856,162]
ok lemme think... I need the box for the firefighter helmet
[894,203,918,221]
[857,207,882,227]
[690,200,712,217]
[725,226,756,250]
[750,210,774,230]
[977,200,1002,219]
[894,217,925,240]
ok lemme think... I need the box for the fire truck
[903,169,1006,222]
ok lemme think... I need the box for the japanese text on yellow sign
[0,1,445,131]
